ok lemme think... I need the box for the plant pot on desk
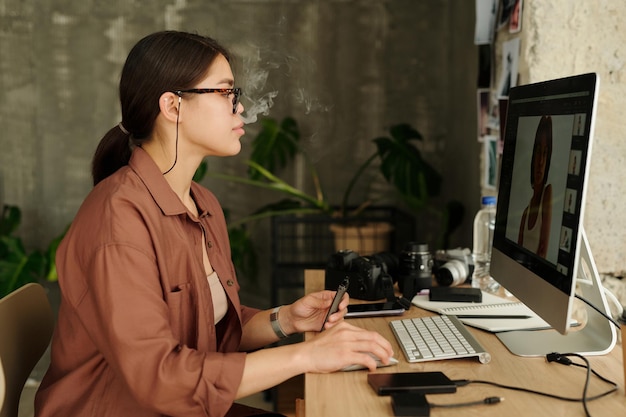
[329,221,394,255]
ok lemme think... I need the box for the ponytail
[91,125,132,186]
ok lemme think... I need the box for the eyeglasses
[173,88,242,114]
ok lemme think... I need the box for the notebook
[411,290,554,332]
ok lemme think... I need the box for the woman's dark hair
[91,31,231,185]
[530,115,553,186]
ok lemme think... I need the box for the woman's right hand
[235,320,393,398]
[302,321,394,373]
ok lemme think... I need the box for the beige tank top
[207,271,228,324]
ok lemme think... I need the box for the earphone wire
[162,96,181,175]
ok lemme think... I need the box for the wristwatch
[270,306,289,339]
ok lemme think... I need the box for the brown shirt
[35,147,259,417]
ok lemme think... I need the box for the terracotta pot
[329,222,394,255]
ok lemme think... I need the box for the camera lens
[435,259,469,287]
[398,242,433,299]
[368,252,399,276]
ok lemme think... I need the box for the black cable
[455,374,617,402]
[549,352,619,417]
[548,352,619,388]
[162,96,181,175]
[452,352,619,417]
[429,396,504,409]
[574,293,622,329]
[454,379,604,402]
[563,353,592,417]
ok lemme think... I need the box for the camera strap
[397,297,412,309]
[381,274,395,302]
[381,274,411,309]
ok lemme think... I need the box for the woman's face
[533,132,549,188]
[179,54,245,158]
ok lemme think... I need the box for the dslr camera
[433,247,474,287]
[325,241,436,301]
[324,244,474,301]
[324,249,398,301]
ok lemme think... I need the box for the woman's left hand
[280,290,349,334]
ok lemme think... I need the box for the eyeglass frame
[172,88,242,114]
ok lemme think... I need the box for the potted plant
[208,117,463,254]
[0,204,63,299]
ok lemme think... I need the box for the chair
[0,283,54,417]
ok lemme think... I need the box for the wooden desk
[304,270,625,417]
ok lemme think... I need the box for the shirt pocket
[167,282,199,348]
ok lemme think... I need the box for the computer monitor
[490,73,617,357]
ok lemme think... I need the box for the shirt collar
[129,147,213,217]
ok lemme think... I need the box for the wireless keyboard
[389,315,491,364]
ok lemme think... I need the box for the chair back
[0,283,54,417]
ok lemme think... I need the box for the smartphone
[345,301,406,318]
[320,277,349,331]
[367,371,457,395]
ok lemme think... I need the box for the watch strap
[270,306,289,339]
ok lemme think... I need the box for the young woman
[35,31,392,417]
[518,115,553,258]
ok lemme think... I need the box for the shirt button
[227,280,234,287]
[207,240,213,248]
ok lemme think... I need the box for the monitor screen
[491,73,616,355]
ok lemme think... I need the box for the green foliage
[192,159,208,182]
[248,117,300,181]
[193,117,465,284]
[0,205,62,299]
[224,212,258,282]
[438,200,465,250]
[375,123,442,209]
[209,117,463,246]
[208,116,329,221]
[194,165,262,283]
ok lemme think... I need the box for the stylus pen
[320,277,349,331]
[454,314,532,319]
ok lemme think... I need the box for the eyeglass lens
[231,88,241,114]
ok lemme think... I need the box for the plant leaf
[45,227,67,282]
[0,235,27,262]
[0,236,42,298]
[0,205,21,236]
[248,117,300,180]
[0,204,68,294]
[227,224,258,283]
[374,129,442,211]
[193,159,208,182]
[437,200,465,249]
[389,123,423,142]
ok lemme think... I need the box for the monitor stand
[496,230,617,357]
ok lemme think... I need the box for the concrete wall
[0,1,480,305]
[495,0,626,275]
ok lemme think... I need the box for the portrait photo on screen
[504,114,573,266]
